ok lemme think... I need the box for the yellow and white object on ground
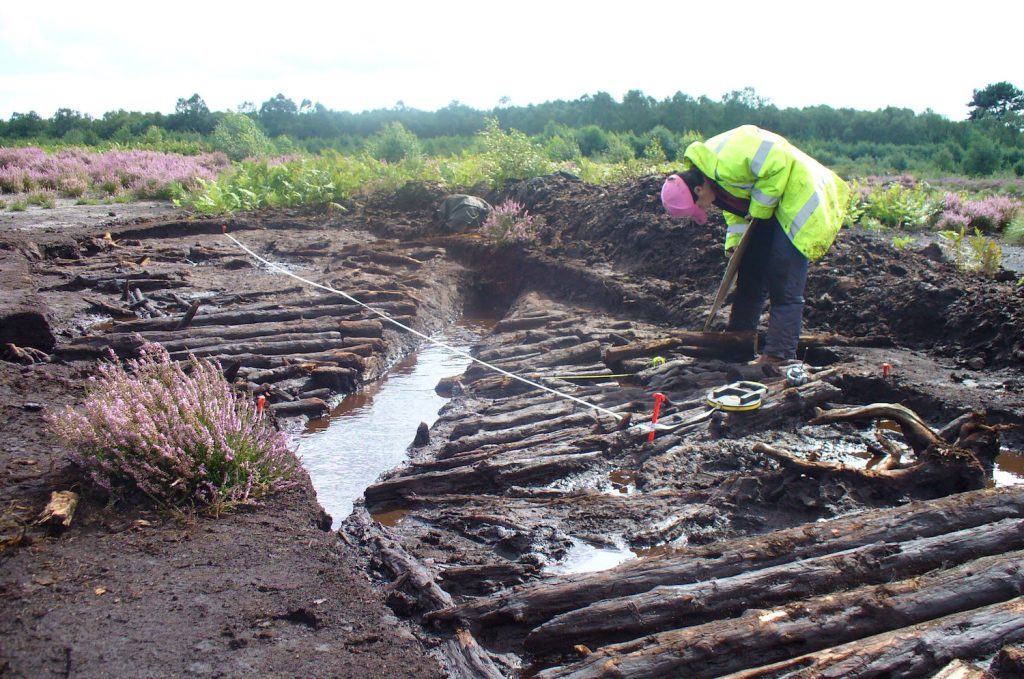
[706,381,768,411]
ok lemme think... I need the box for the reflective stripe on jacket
[683,125,850,261]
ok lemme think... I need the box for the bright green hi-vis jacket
[683,125,850,262]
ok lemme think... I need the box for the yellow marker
[650,356,666,367]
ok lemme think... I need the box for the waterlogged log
[443,412,599,456]
[754,441,986,498]
[494,313,570,334]
[525,518,1024,653]
[111,301,376,332]
[476,335,579,362]
[809,402,943,455]
[429,486,1024,628]
[723,598,1024,679]
[202,350,366,371]
[604,331,756,364]
[464,341,603,382]
[364,451,606,512]
[449,402,578,440]
[535,549,1024,679]
[266,397,329,418]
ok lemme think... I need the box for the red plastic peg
[882,362,892,378]
[257,395,266,414]
[221,223,228,234]
[648,392,668,442]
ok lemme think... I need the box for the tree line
[2,84,1022,177]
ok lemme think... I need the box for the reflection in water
[993,450,1024,487]
[297,321,490,528]
[544,539,636,575]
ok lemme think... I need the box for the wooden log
[809,402,943,455]
[168,337,357,360]
[111,300,386,332]
[931,659,990,679]
[36,491,79,528]
[535,549,1024,679]
[992,645,1024,677]
[604,332,755,364]
[443,411,596,456]
[476,335,579,362]
[202,350,365,371]
[525,518,1024,653]
[494,313,569,334]
[753,441,986,498]
[428,486,1024,628]
[266,397,329,418]
[439,628,506,679]
[174,300,201,330]
[449,402,578,440]
[464,341,602,382]
[721,598,1024,679]
[364,450,605,512]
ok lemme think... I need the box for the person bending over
[661,124,850,364]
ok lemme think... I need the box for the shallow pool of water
[297,321,490,528]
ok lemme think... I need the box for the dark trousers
[726,218,809,359]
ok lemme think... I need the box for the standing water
[298,320,491,528]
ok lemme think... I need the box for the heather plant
[936,191,1021,232]
[48,343,297,509]
[480,199,544,246]
[0,147,229,200]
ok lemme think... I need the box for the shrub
[48,343,297,509]
[364,122,422,163]
[1005,213,1024,244]
[479,198,544,245]
[27,190,56,208]
[210,113,274,161]
[860,181,939,229]
[962,136,1002,176]
[480,118,554,186]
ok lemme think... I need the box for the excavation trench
[4,178,1024,679]
[298,318,494,529]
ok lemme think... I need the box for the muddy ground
[1,176,1023,678]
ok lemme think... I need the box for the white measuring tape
[223,231,626,421]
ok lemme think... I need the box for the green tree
[169,94,214,133]
[211,113,274,160]
[258,94,299,137]
[968,82,1024,121]
[364,122,422,163]
[962,135,1002,176]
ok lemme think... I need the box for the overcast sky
[1,0,1021,123]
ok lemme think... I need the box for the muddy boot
[727,331,758,362]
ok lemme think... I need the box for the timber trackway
[1,174,1024,678]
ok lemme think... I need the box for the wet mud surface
[1,175,1023,677]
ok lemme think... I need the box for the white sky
[1,0,1021,124]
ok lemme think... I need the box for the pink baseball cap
[661,174,708,224]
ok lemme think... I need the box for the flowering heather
[48,343,296,508]
[0,147,230,199]
[936,191,1021,231]
[480,199,544,245]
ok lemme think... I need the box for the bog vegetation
[2,83,1023,263]
[48,344,297,510]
